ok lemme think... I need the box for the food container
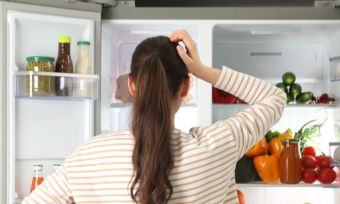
[26,56,55,96]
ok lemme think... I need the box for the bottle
[280,139,302,184]
[55,35,73,96]
[75,41,91,97]
[30,164,44,193]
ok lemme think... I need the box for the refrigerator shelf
[236,182,340,188]
[110,102,198,108]
[213,103,340,109]
[14,71,99,100]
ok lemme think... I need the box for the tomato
[302,155,317,169]
[316,156,332,168]
[237,189,246,204]
[317,167,336,184]
[301,168,317,184]
[302,146,316,157]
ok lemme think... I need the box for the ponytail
[129,36,188,204]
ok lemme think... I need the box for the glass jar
[26,56,55,96]
[280,139,302,184]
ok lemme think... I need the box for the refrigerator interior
[212,21,340,204]
[101,20,202,133]
[7,10,95,202]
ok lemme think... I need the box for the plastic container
[26,56,55,96]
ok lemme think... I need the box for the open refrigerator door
[2,2,100,203]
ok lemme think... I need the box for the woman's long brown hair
[129,36,189,204]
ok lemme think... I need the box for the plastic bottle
[75,41,91,97]
[30,164,44,193]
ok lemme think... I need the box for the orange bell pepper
[278,133,294,140]
[245,139,268,157]
[253,155,280,184]
[269,137,283,157]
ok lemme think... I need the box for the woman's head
[129,36,189,204]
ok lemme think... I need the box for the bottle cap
[33,164,43,171]
[77,41,90,45]
[26,56,54,62]
[58,35,71,43]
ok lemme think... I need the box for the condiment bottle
[75,41,91,97]
[30,164,44,193]
[55,35,73,96]
[280,139,302,184]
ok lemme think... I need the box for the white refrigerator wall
[101,20,212,133]
[7,9,96,201]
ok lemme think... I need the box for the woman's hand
[170,30,221,85]
[170,30,205,76]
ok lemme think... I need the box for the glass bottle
[30,164,44,193]
[75,41,91,97]
[55,35,73,96]
[280,139,302,184]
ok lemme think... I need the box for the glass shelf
[236,182,340,188]
[110,102,198,108]
[213,103,339,109]
[14,71,99,100]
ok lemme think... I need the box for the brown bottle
[280,139,302,184]
[55,35,73,96]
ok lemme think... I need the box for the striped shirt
[22,66,286,204]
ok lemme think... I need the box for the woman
[23,30,286,204]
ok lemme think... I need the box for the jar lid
[58,35,71,43]
[26,56,55,62]
[282,139,300,143]
[77,40,90,45]
[33,164,43,171]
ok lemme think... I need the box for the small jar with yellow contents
[26,56,55,96]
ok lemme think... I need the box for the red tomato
[302,146,316,157]
[316,156,333,168]
[301,168,317,184]
[302,155,317,169]
[237,189,246,204]
[317,167,336,184]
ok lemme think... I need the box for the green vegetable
[296,92,313,104]
[294,119,325,152]
[286,93,295,104]
[265,130,281,143]
[289,83,302,96]
[282,72,296,85]
[235,156,259,183]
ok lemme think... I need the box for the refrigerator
[1,1,340,204]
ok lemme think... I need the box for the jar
[280,139,302,184]
[26,56,55,96]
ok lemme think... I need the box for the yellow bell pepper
[253,155,280,184]
[245,139,268,158]
[269,137,283,157]
[278,133,294,140]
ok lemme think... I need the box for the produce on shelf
[253,155,280,184]
[245,139,268,157]
[212,87,247,104]
[276,72,336,105]
[300,146,337,184]
[302,146,317,157]
[301,168,317,184]
[294,119,325,152]
[235,156,260,183]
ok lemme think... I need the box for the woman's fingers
[176,45,192,66]
[170,30,196,53]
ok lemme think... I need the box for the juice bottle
[30,164,44,193]
[75,41,91,97]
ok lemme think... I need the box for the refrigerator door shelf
[14,71,99,100]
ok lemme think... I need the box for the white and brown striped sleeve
[22,165,73,204]
[190,66,286,160]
